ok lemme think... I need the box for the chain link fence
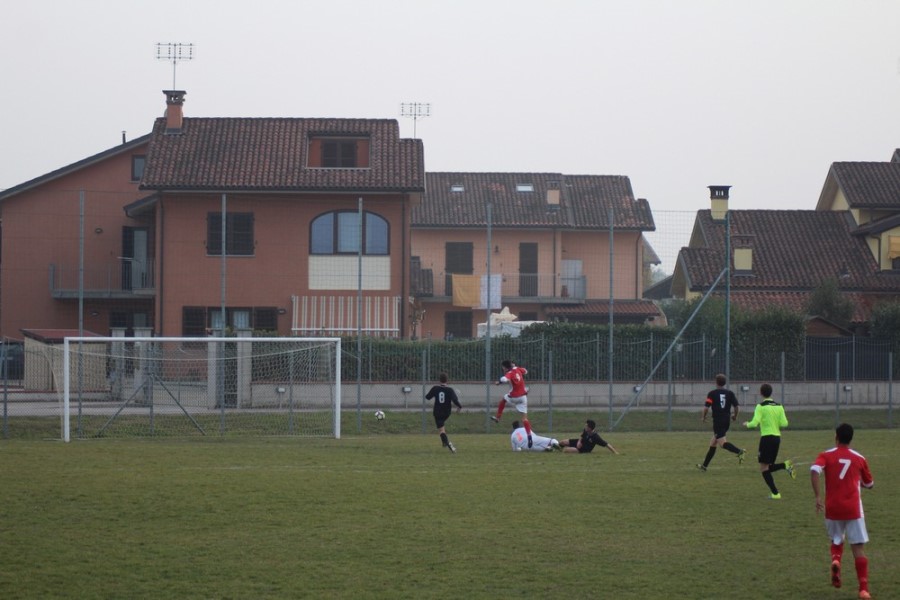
[3,335,897,439]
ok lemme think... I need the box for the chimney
[546,180,560,209]
[733,234,754,273]
[163,90,186,134]
[708,185,730,221]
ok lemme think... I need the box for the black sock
[763,471,778,494]
[703,447,716,467]
[440,432,448,446]
[770,463,785,472]
[723,442,740,454]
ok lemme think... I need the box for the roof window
[450,184,464,192]
[516,183,534,192]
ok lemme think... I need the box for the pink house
[0,91,425,339]
[411,172,662,339]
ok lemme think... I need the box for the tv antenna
[400,102,431,139]
[156,43,195,88]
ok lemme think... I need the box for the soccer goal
[59,336,341,441]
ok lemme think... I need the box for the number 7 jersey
[811,446,874,520]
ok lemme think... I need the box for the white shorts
[825,518,869,545]
[504,393,528,413]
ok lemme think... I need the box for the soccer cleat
[490,415,500,423]
[858,591,870,599]
[551,440,562,451]
[785,460,796,480]
[696,464,707,472]
[447,442,456,454]
[831,560,841,588]
[769,493,782,500]
[738,448,747,464]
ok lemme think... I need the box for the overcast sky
[3,0,899,216]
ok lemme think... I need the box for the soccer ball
[374,410,386,421]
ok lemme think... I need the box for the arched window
[310,211,389,255]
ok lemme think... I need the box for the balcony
[410,268,586,304]
[49,259,156,299]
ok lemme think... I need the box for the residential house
[670,173,900,332]
[0,90,425,340]
[410,172,662,339]
[0,134,153,339]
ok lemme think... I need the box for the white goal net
[59,337,341,441]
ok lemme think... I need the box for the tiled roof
[140,118,424,192]
[721,291,875,324]
[0,135,151,201]
[679,209,900,293]
[545,299,661,319]
[414,172,655,230]
[829,161,900,208]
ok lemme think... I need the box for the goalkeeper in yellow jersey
[743,383,795,499]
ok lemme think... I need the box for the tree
[806,278,854,328]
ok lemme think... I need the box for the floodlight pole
[156,43,195,88]
[400,102,431,138]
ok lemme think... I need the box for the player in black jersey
[425,372,462,453]
[697,373,746,471]
[560,419,619,455]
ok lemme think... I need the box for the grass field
[1,416,897,599]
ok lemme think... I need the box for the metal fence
[3,334,897,439]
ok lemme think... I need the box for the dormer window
[450,184,464,192]
[889,235,900,270]
[323,141,357,167]
[307,136,370,168]
[516,183,534,192]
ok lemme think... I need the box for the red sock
[523,418,532,435]
[831,543,843,564]
[855,556,868,592]
[495,399,506,419]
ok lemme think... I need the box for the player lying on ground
[559,419,619,455]
[510,420,560,452]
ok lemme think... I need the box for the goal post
[60,336,341,441]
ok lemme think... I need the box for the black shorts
[757,435,781,465]
[434,413,450,429]
[712,421,731,439]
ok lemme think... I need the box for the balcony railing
[410,268,586,302]
[49,259,156,298]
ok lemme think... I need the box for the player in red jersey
[810,423,875,599]
[491,360,533,447]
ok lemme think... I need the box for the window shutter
[183,307,207,336]
[253,307,278,332]
[889,235,900,259]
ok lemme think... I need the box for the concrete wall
[346,381,897,410]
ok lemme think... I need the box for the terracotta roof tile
[680,209,900,293]
[140,118,424,192]
[830,161,900,208]
[545,299,661,318]
[721,291,875,324]
[414,172,655,230]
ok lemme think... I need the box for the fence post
[889,352,894,429]
[701,333,706,381]
[666,351,673,432]
[548,351,554,432]
[421,348,427,434]
[780,351,785,403]
[834,352,841,428]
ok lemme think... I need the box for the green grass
[1,427,897,599]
